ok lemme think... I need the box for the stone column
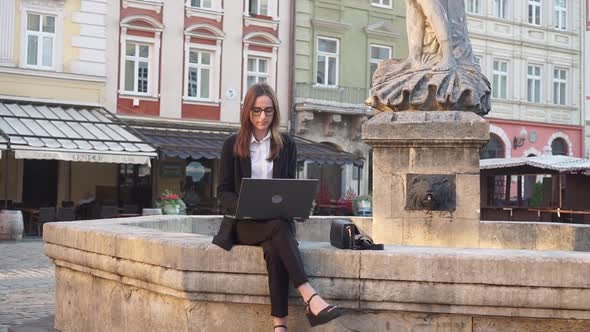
[362,111,489,248]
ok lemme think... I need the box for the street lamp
[513,127,527,150]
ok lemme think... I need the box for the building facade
[585,0,589,158]
[0,0,153,212]
[466,0,586,159]
[294,0,408,202]
[108,0,296,211]
[112,0,292,124]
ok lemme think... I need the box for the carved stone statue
[366,0,491,115]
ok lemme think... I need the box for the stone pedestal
[362,111,489,247]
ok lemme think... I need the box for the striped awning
[0,100,157,165]
[134,123,363,165]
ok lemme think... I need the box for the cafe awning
[0,100,157,165]
[480,156,590,174]
[133,123,363,165]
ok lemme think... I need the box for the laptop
[226,178,319,220]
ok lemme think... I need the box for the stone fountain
[44,1,590,331]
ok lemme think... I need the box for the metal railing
[295,83,369,108]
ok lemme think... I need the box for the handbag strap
[354,234,384,250]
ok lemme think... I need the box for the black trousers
[236,219,308,318]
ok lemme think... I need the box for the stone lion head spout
[406,175,456,211]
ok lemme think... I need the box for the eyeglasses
[251,107,275,116]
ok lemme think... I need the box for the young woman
[213,83,343,331]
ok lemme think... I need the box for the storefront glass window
[118,164,151,210]
[184,159,215,214]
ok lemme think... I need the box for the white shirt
[250,132,274,179]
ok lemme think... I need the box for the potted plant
[337,188,356,216]
[353,194,372,216]
[156,190,186,215]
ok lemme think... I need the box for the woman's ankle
[272,316,287,324]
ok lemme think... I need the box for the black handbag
[329,219,383,250]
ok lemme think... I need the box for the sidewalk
[0,238,55,332]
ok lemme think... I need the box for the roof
[480,155,590,173]
[133,122,364,165]
[0,100,157,165]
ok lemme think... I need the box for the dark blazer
[212,132,297,250]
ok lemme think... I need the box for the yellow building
[0,0,155,226]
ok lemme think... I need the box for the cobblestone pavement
[0,238,55,332]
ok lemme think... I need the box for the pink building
[114,0,290,123]
[484,118,585,159]
[103,0,359,211]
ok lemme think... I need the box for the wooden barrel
[142,208,162,216]
[0,210,24,240]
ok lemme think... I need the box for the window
[190,0,212,8]
[528,0,541,25]
[492,60,508,99]
[553,68,567,105]
[371,0,392,9]
[25,13,56,69]
[249,0,268,16]
[551,138,567,156]
[187,49,212,100]
[246,56,269,89]
[527,65,542,103]
[119,16,162,98]
[480,134,505,159]
[316,37,339,86]
[465,0,481,14]
[183,160,214,212]
[124,42,150,94]
[554,0,567,30]
[369,45,391,85]
[493,0,507,19]
[474,55,482,67]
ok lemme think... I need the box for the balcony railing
[295,83,370,110]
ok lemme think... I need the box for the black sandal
[273,324,287,331]
[305,293,344,327]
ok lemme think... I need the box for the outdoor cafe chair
[61,200,75,208]
[0,200,12,210]
[122,204,139,214]
[37,207,56,237]
[56,207,76,221]
[100,206,119,219]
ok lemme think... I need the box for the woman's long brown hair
[234,83,284,160]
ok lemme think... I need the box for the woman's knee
[269,219,291,235]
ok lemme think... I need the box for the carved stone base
[362,111,490,247]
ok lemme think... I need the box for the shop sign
[14,149,152,166]
[160,161,183,177]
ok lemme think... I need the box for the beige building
[467,0,586,159]
[0,0,156,224]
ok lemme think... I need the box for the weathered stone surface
[362,111,490,142]
[361,279,590,310]
[358,246,590,288]
[410,147,480,174]
[45,217,590,331]
[402,216,480,247]
[473,317,590,332]
[371,217,403,245]
[363,111,488,247]
[455,174,482,220]
[480,221,575,251]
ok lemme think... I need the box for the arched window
[551,138,567,156]
[480,134,505,159]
